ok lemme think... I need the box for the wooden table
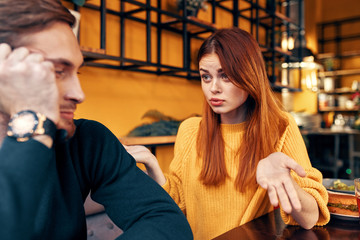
[212,209,360,240]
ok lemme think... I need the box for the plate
[331,212,360,221]
[323,178,355,195]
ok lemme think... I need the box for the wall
[63,0,207,166]
[65,0,320,169]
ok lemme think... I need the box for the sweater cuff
[161,176,170,192]
[280,168,330,226]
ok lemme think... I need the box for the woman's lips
[60,111,74,120]
[210,98,224,106]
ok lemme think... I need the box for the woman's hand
[256,152,306,214]
[124,145,166,185]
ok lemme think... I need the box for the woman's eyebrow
[199,68,209,73]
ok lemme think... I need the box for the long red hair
[196,28,288,191]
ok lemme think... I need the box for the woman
[126,28,330,240]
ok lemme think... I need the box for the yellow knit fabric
[163,113,330,240]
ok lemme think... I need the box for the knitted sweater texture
[163,113,330,240]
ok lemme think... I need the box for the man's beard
[0,112,10,147]
[57,118,76,139]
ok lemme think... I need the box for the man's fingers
[7,47,29,62]
[0,43,11,61]
[25,52,44,63]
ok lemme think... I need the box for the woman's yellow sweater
[162,113,330,240]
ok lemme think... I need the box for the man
[0,0,193,239]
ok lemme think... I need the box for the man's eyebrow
[45,58,84,68]
[45,58,73,67]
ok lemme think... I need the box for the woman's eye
[221,73,229,81]
[201,74,211,82]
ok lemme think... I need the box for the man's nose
[64,75,85,103]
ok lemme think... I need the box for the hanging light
[288,36,295,50]
[281,32,288,51]
[281,32,295,51]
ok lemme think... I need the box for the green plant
[176,0,208,16]
[71,0,86,6]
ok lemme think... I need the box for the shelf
[119,135,176,147]
[259,11,296,27]
[318,89,358,95]
[261,46,299,62]
[317,50,360,60]
[323,69,360,77]
[271,82,302,92]
[162,16,216,34]
[80,46,105,55]
[318,106,360,112]
[73,0,304,86]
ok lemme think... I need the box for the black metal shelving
[69,0,304,90]
[317,16,360,113]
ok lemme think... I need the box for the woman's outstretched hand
[124,145,166,186]
[256,152,306,214]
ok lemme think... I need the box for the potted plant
[70,0,85,6]
[176,0,207,17]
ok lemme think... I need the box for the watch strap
[39,114,57,141]
[7,110,57,142]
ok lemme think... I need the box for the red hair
[196,28,288,191]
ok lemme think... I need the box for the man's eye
[55,70,65,78]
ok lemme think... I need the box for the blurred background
[64,0,360,179]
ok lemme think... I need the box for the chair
[84,195,123,239]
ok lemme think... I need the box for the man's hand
[256,152,306,214]
[0,43,59,123]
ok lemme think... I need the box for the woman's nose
[210,79,222,93]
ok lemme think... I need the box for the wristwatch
[7,110,57,142]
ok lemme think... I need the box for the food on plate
[327,192,359,217]
[329,179,355,191]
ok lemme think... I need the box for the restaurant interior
[62,0,360,238]
[66,0,360,179]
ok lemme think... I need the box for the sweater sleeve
[162,117,200,214]
[0,137,56,240]
[277,113,330,226]
[75,120,193,240]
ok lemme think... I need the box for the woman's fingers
[283,155,306,177]
[124,145,155,165]
[267,178,301,214]
[267,185,279,207]
[275,182,292,213]
[284,180,302,211]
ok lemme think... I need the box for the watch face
[8,111,39,138]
